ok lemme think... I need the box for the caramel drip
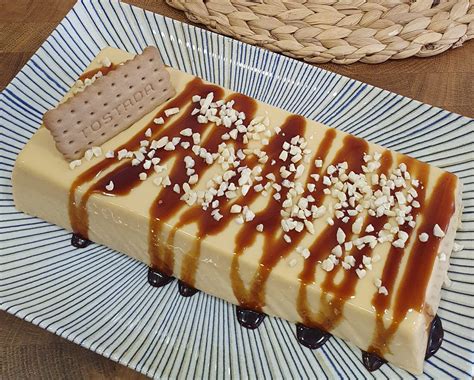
[230,115,308,310]
[228,127,339,310]
[368,170,457,355]
[395,171,456,311]
[78,64,116,81]
[148,92,255,277]
[165,94,257,286]
[69,78,220,239]
[367,157,427,355]
[315,150,393,331]
[296,135,369,327]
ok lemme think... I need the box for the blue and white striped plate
[1,0,473,378]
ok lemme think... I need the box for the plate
[1,0,473,378]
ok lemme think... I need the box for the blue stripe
[28,59,68,93]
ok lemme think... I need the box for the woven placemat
[166,0,473,64]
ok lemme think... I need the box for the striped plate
[1,1,473,378]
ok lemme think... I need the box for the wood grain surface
[0,1,472,379]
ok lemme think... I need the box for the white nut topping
[433,224,445,238]
[355,268,367,279]
[69,159,82,170]
[91,146,102,157]
[84,149,94,161]
[321,258,335,272]
[180,128,193,137]
[331,245,343,257]
[378,286,388,296]
[164,107,180,117]
[301,248,310,259]
[419,233,429,242]
[164,142,176,151]
[336,228,346,245]
[105,180,114,191]
[230,204,242,213]
[352,217,363,234]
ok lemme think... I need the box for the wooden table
[0,1,472,379]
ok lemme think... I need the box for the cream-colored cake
[12,47,462,374]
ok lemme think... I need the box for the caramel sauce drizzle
[314,150,393,331]
[226,128,338,311]
[296,135,369,327]
[67,68,458,355]
[367,156,428,355]
[164,94,258,285]
[230,115,308,310]
[368,170,457,356]
[148,92,256,279]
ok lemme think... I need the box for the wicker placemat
[167,0,473,64]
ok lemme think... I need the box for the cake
[12,46,462,374]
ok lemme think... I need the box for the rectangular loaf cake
[12,47,462,374]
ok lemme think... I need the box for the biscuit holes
[141,76,146,81]
[111,83,115,87]
[137,65,141,70]
[68,140,74,145]
[74,150,79,155]
[116,93,121,98]
[84,100,89,104]
[57,119,62,123]
[76,120,81,125]
[63,130,68,134]
[124,74,128,78]
[138,105,143,110]
[101,132,106,137]
[126,114,131,119]
[149,58,153,62]
[153,68,158,72]
[129,85,133,90]
[113,123,118,128]
[162,88,168,93]
[151,97,155,101]
[98,91,102,95]
[70,109,75,114]
[90,111,95,116]
[158,78,163,83]
[103,102,108,107]
[87,141,92,146]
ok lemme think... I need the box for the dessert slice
[12,47,462,374]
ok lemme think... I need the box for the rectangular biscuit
[43,46,175,161]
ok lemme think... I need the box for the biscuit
[43,46,176,161]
